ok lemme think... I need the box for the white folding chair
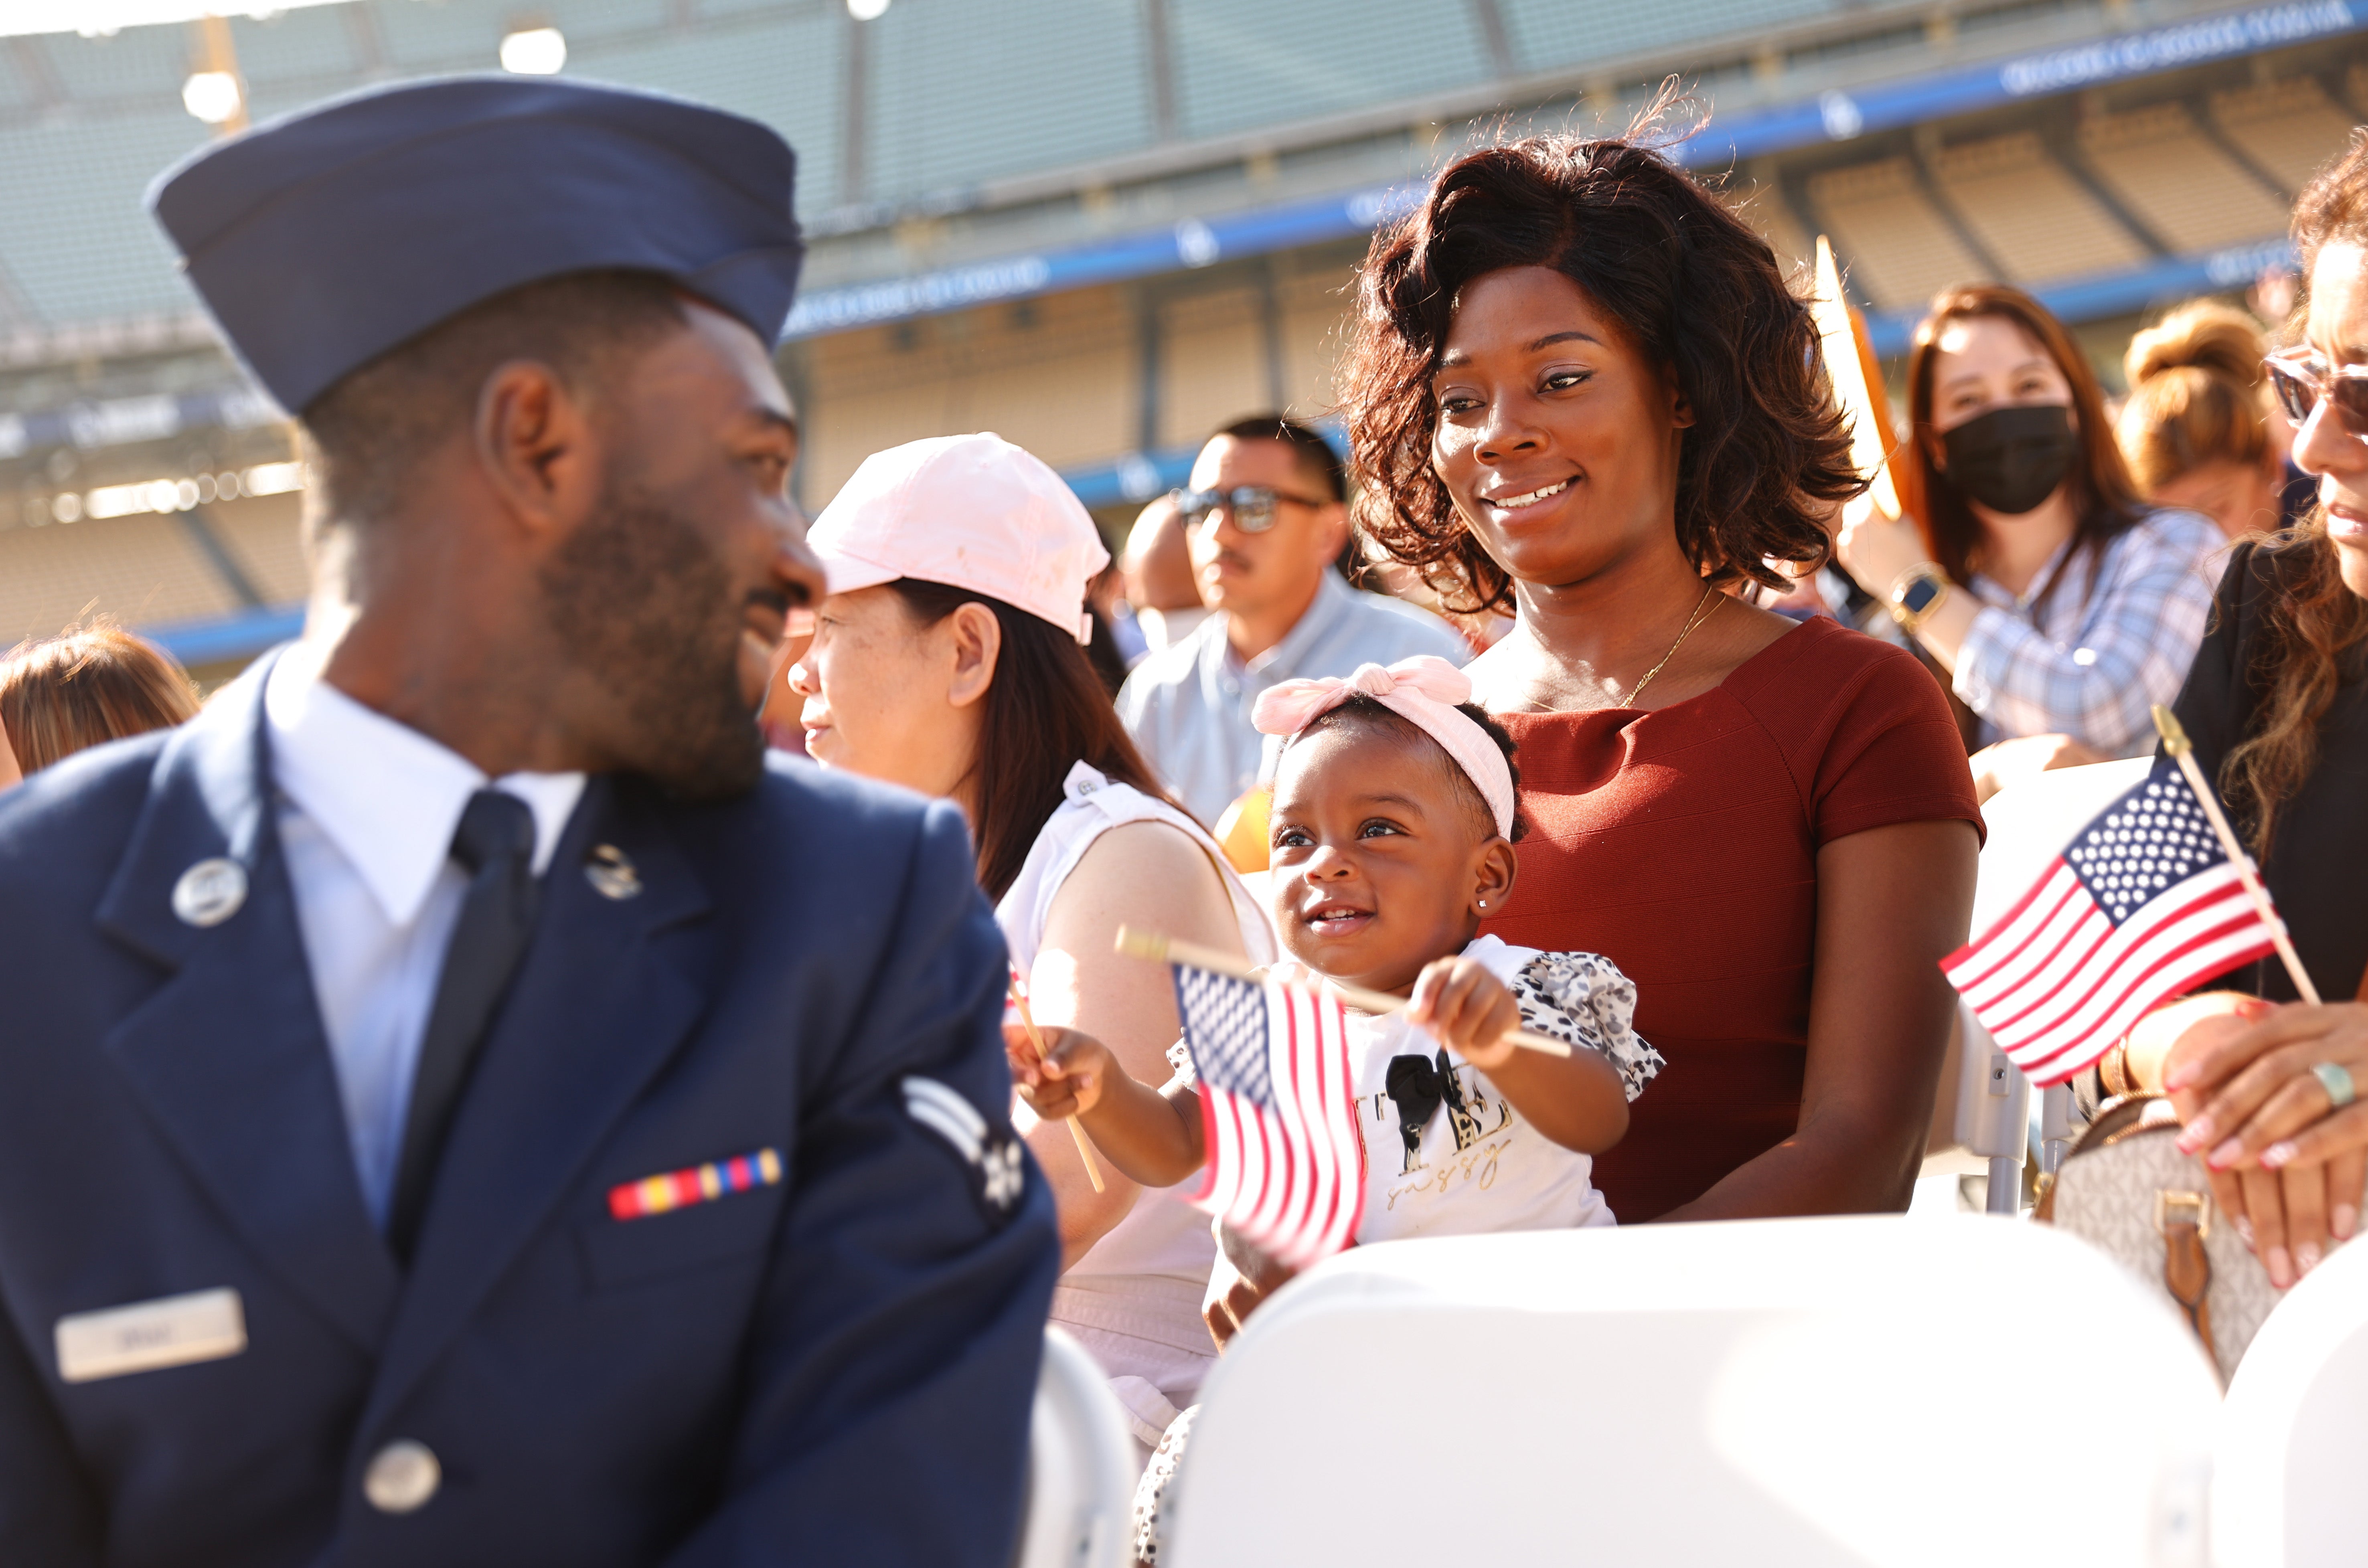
[1164,1217,2220,1568]
[1012,1326,1137,1568]
[2214,1234,2368,1568]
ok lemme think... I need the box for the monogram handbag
[2036,1093,2279,1382]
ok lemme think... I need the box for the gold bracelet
[2099,1038,2135,1099]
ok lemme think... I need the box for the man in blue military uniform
[0,77,1058,1565]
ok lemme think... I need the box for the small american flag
[1173,963,1365,1269]
[1945,756,2282,1085]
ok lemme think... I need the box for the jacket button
[363,1439,441,1513]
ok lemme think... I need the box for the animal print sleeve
[1508,951,1664,1103]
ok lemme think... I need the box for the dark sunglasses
[1170,484,1328,534]
[2265,348,2368,439]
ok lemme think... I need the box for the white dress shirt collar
[264,644,587,927]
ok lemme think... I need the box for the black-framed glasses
[2265,347,2368,439]
[1170,483,1328,534]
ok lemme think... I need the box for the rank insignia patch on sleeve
[902,1076,1026,1220]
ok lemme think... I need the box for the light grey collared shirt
[263,644,585,1227]
[1116,572,1471,823]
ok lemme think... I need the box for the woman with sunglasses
[2104,134,2368,1292]
[1834,285,2224,801]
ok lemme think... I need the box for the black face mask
[1939,403,2078,516]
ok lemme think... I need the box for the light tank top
[996,761,1273,1285]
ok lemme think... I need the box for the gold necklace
[1624,585,1722,708]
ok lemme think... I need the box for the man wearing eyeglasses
[1117,415,1469,824]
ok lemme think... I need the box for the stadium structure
[0,0,2362,679]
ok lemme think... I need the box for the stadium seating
[2078,103,2293,255]
[1733,180,1817,278]
[0,111,204,325]
[1015,1327,1137,1568]
[1275,255,1364,418]
[1158,285,1272,449]
[2210,79,2360,196]
[592,20,846,211]
[1501,0,1842,76]
[1807,157,1987,312]
[1169,0,1492,144]
[1163,1217,2220,1567]
[2215,1233,2368,1568]
[801,284,1138,498]
[1933,131,2149,284]
[873,0,1155,198]
[0,509,243,644]
[202,494,309,609]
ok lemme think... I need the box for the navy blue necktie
[387,789,542,1263]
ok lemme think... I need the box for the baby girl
[1013,655,1661,1252]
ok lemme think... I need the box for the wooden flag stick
[1115,927,1574,1057]
[1008,972,1104,1192]
[1811,236,1902,529]
[2151,704,2321,1004]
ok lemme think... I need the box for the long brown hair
[1,622,202,774]
[2222,131,2368,855]
[1340,98,1862,612]
[886,579,1179,901]
[1906,284,2146,607]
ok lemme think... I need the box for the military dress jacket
[0,662,1059,1567]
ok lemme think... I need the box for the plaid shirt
[1953,508,2224,758]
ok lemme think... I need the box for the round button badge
[170,858,247,928]
[363,1439,441,1514]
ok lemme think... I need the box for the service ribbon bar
[608,1147,783,1221]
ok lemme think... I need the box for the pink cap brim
[812,548,902,598]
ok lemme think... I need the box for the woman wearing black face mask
[1835,284,2224,800]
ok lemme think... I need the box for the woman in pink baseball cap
[788,433,1271,1463]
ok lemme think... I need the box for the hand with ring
[2164,1001,2368,1286]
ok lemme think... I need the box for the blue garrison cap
[149,75,804,414]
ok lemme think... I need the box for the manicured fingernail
[2176,1115,2215,1152]
[2234,1214,2255,1247]
[2207,1137,2246,1169]
[2297,1242,2323,1274]
[2335,1205,2358,1241]
[2262,1141,2299,1169]
[2268,1246,2294,1288]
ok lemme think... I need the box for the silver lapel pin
[171,858,247,927]
[585,844,642,901]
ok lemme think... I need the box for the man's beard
[539,481,767,801]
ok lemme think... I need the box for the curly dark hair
[1340,101,1864,612]
[2221,129,2368,855]
[1286,693,1527,842]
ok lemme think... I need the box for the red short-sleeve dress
[1483,615,1982,1222]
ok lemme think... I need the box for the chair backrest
[2214,1234,2368,1568]
[1165,1217,2220,1568]
[1013,1326,1138,1568]
[1974,756,2153,931]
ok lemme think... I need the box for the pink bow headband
[1251,656,1515,838]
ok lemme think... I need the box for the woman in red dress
[1337,119,1985,1222]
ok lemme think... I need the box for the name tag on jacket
[56,1288,246,1384]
